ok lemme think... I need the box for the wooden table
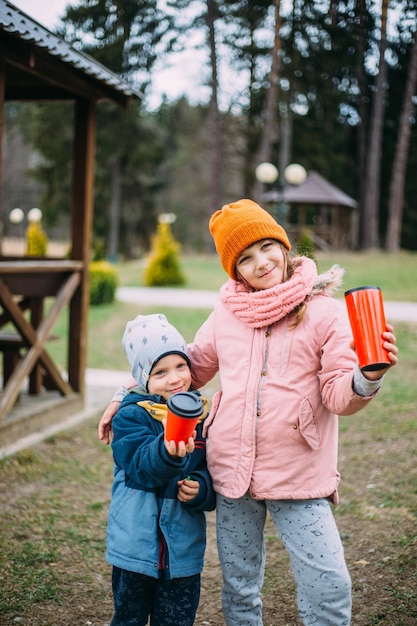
[0,259,83,421]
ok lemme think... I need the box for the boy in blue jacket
[106,313,215,626]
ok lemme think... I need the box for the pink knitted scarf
[219,256,318,328]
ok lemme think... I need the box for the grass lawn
[0,320,416,625]
[119,250,417,302]
[44,250,417,372]
[0,250,416,625]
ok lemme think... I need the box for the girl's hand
[361,323,399,381]
[98,401,120,444]
[177,477,200,502]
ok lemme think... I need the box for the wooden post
[28,298,43,394]
[0,60,5,255]
[68,98,96,394]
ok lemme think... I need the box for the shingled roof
[264,170,357,209]
[0,0,141,107]
[0,3,144,434]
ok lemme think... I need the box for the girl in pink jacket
[99,199,398,626]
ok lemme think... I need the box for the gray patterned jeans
[216,494,351,626]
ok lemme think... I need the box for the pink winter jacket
[187,262,377,504]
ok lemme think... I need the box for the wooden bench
[0,331,59,393]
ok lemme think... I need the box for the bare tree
[205,0,222,250]
[355,0,370,249]
[253,0,282,202]
[385,28,417,251]
[361,0,389,249]
[107,153,122,261]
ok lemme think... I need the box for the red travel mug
[166,392,204,444]
[344,286,391,371]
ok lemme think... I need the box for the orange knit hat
[209,199,291,279]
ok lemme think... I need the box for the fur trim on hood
[311,264,345,297]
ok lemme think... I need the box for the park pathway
[117,286,417,322]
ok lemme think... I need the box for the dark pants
[110,566,201,626]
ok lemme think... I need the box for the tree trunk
[107,154,121,262]
[253,0,282,203]
[385,30,417,252]
[257,0,282,161]
[0,62,4,253]
[205,0,221,251]
[361,0,388,249]
[278,112,292,179]
[355,0,369,249]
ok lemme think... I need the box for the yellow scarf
[137,396,209,423]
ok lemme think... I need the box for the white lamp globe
[159,212,177,224]
[284,163,307,185]
[9,208,24,224]
[255,162,279,184]
[28,207,42,223]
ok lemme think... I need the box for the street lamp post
[9,207,25,254]
[255,161,307,228]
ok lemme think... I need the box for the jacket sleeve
[183,421,216,511]
[188,310,220,389]
[315,298,380,415]
[185,468,216,511]
[111,403,191,488]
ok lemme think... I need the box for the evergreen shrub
[26,222,48,256]
[144,221,186,287]
[92,238,106,261]
[89,261,119,305]
[296,228,316,263]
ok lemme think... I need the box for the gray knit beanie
[122,313,190,392]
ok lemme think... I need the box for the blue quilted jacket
[106,390,215,580]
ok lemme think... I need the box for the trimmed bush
[26,222,48,257]
[89,261,119,305]
[144,221,185,287]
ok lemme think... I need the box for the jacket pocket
[298,397,321,449]
[203,390,222,438]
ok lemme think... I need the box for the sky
[11,0,211,110]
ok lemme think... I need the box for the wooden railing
[0,259,84,421]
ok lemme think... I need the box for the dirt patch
[0,411,416,626]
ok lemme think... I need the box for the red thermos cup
[344,286,390,371]
[166,392,204,444]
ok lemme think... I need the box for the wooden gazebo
[264,171,358,249]
[0,1,139,447]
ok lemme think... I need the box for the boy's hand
[164,434,196,457]
[177,477,200,502]
[162,418,196,457]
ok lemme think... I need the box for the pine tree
[143,219,186,286]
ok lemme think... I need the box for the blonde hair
[282,247,307,328]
